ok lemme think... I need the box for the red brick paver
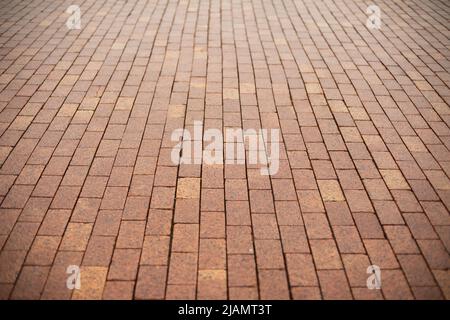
[0,0,449,300]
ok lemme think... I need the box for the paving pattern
[0,0,449,300]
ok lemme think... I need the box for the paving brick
[172,224,199,253]
[310,239,342,270]
[304,213,332,239]
[353,213,384,239]
[174,198,199,223]
[38,209,71,236]
[280,226,309,253]
[19,197,51,222]
[411,286,444,300]
[4,221,39,251]
[225,179,248,201]
[417,240,450,269]
[292,169,317,190]
[275,201,303,226]
[317,180,345,201]
[227,226,253,254]
[350,276,384,299]
[197,269,227,300]
[146,209,172,236]
[141,236,170,266]
[168,253,197,285]
[0,0,448,300]
[381,270,414,300]
[291,287,321,300]
[122,196,150,220]
[342,254,371,288]
[100,186,128,210]
[258,269,290,300]
[421,201,450,226]
[165,284,196,300]
[102,281,134,300]
[337,169,364,190]
[59,223,93,252]
[201,188,225,211]
[72,267,108,300]
[135,266,167,300]
[398,254,436,287]
[249,190,275,213]
[177,178,200,199]
[404,213,438,239]
[324,201,354,226]
[51,186,81,209]
[0,250,27,283]
[108,167,133,187]
[80,176,108,198]
[1,185,33,208]
[364,240,399,269]
[71,198,101,223]
[384,226,419,254]
[344,190,374,212]
[116,221,146,249]
[364,179,392,200]
[228,254,257,287]
[11,266,50,299]
[272,179,297,200]
[229,287,258,300]
[392,190,422,212]
[248,168,271,189]
[381,169,410,190]
[108,249,140,281]
[334,226,365,253]
[154,166,178,187]
[199,239,226,270]
[26,236,60,266]
[200,211,225,238]
[297,190,324,213]
[129,175,154,197]
[252,214,280,239]
[83,236,115,266]
[92,210,122,237]
[286,254,318,287]
[226,200,251,226]
[432,270,450,299]
[372,200,404,225]
[255,240,285,269]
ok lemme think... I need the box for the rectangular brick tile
[258,269,290,300]
[108,249,141,281]
[172,223,199,253]
[318,270,352,300]
[286,254,318,287]
[83,236,115,266]
[168,252,198,285]
[140,235,170,266]
[72,267,108,300]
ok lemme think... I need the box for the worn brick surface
[0,0,449,300]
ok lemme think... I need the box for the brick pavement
[0,0,449,300]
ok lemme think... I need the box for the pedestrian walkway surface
[0,0,449,299]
